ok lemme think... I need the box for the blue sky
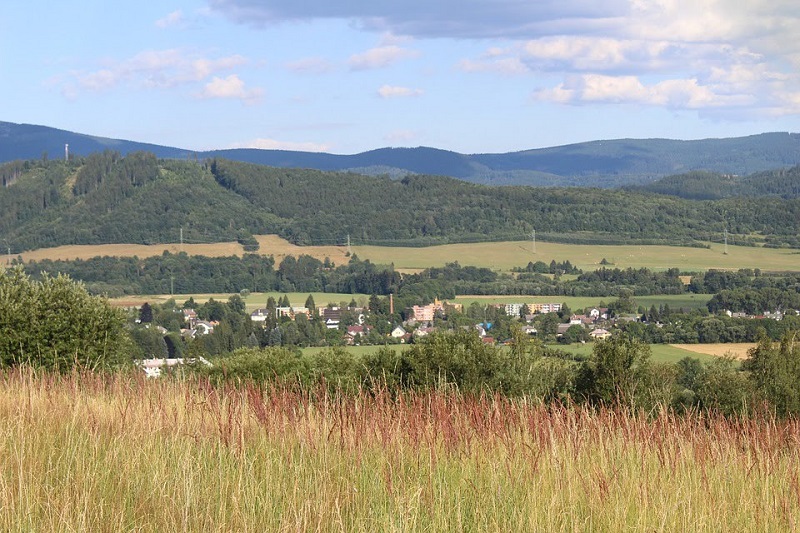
[2,0,799,154]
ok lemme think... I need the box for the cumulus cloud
[199,75,264,104]
[211,0,800,116]
[377,85,423,98]
[62,49,249,96]
[229,138,332,152]
[458,57,528,76]
[533,74,753,109]
[155,10,184,29]
[349,45,420,70]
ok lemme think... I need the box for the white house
[391,326,407,338]
[194,321,215,336]
[136,357,212,378]
[250,308,270,322]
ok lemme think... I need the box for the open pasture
[109,291,370,310]
[301,343,720,366]
[453,293,713,311]
[15,235,800,273]
[554,342,720,364]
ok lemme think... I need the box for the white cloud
[199,75,264,104]
[230,138,332,152]
[534,74,752,109]
[210,0,800,116]
[77,69,118,91]
[377,85,423,98]
[458,57,528,75]
[521,37,678,72]
[155,10,184,29]
[348,45,419,70]
[64,49,249,96]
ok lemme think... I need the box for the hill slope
[2,153,800,254]
[628,166,800,200]
[2,121,799,187]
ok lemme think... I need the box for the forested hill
[2,153,800,254]
[0,122,190,162]
[2,121,800,187]
[625,166,800,200]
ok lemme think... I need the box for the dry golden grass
[670,343,757,360]
[254,234,350,264]
[1,369,799,531]
[15,234,800,273]
[18,242,246,262]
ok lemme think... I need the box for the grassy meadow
[1,369,798,531]
[553,342,721,365]
[110,291,370,311]
[453,293,713,311]
[17,234,800,274]
[109,292,713,314]
[301,343,721,365]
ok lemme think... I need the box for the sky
[2,0,799,154]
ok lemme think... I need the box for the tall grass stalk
[0,368,798,531]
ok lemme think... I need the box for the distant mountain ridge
[1,121,799,187]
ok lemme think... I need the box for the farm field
[15,234,800,273]
[302,344,412,357]
[554,342,720,364]
[109,292,371,310]
[301,343,723,365]
[109,291,713,315]
[671,343,757,360]
[1,370,797,531]
[454,293,713,311]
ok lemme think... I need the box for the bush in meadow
[0,267,130,370]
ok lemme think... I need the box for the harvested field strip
[670,343,757,360]
[16,235,800,273]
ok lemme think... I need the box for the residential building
[529,303,562,314]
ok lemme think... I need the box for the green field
[301,342,721,365]
[454,293,713,311]
[302,344,412,357]
[551,342,720,364]
[24,235,800,275]
[111,291,713,314]
[353,240,800,273]
[110,292,371,311]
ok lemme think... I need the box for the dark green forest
[628,166,800,200]
[2,152,800,253]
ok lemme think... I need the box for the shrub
[0,267,130,370]
[575,334,652,408]
[199,346,309,386]
[399,330,507,393]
